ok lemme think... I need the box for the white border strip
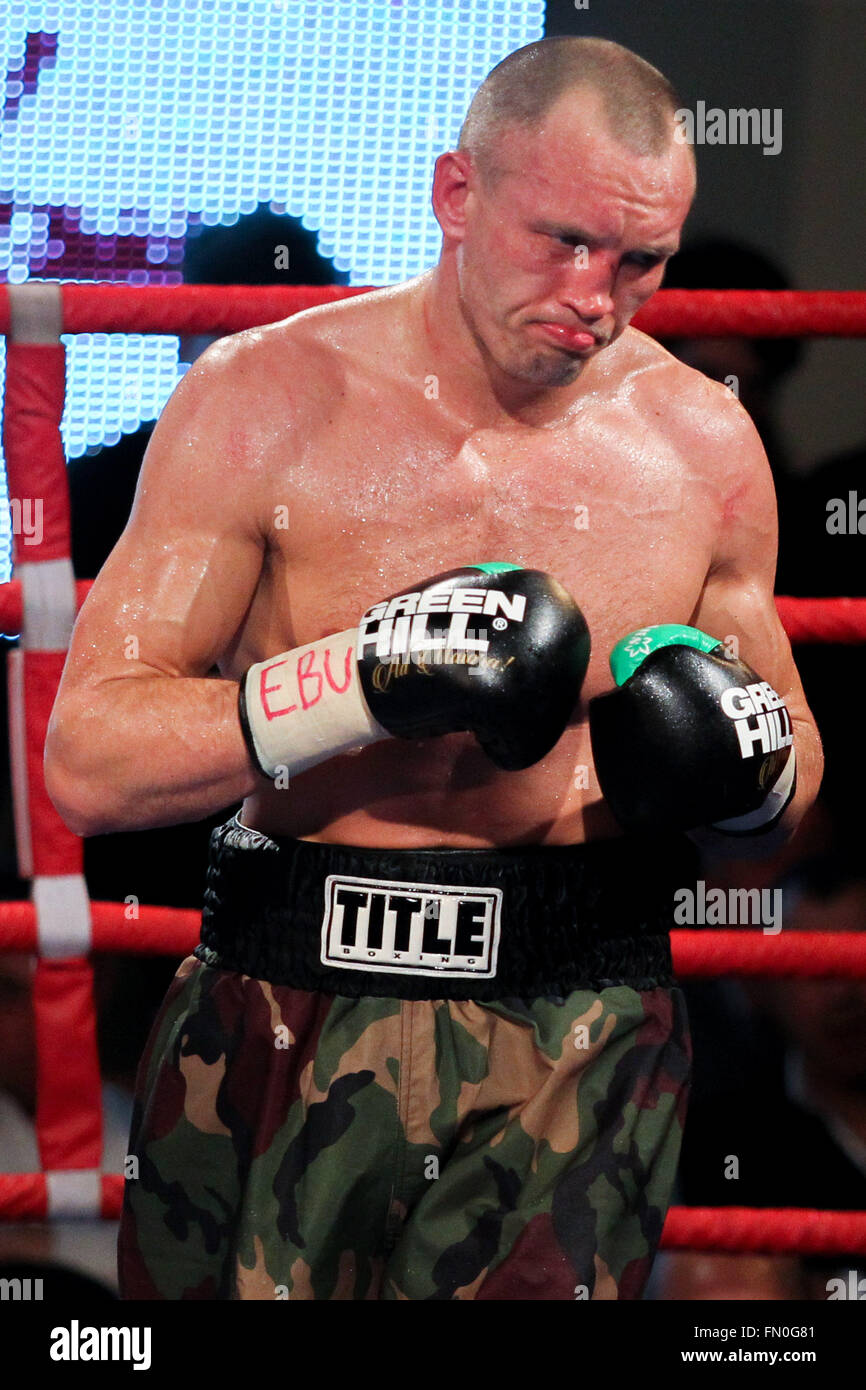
[33,873,93,957]
[19,558,78,652]
[45,1168,102,1220]
[6,282,63,343]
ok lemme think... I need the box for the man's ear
[431,150,474,241]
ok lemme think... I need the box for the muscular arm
[44,335,272,836]
[687,385,823,855]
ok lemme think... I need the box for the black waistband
[194,814,698,999]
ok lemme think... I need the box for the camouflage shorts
[118,819,695,1300]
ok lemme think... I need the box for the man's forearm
[45,674,260,836]
[777,716,824,841]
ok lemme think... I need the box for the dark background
[546,0,866,474]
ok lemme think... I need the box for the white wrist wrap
[712,747,797,835]
[241,628,387,779]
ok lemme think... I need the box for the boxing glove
[240,563,590,779]
[588,623,796,837]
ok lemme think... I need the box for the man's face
[454,89,696,389]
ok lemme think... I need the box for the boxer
[45,37,822,1300]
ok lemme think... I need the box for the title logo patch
[321,874,503,977]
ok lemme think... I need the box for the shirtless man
[44,38,822,1300]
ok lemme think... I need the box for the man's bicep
[688,407,801,705]
[63,347,269,689]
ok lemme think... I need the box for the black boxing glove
[588,623,796,837]
[240,563,590,779]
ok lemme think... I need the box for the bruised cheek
[467,227,558,324]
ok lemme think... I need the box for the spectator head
[660,238,804,427]
[179,204,345,363]
[744,852,866,1087]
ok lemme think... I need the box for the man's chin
[510,352,586,388]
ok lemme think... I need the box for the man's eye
[625,253,664,270]
[544,232,582,249]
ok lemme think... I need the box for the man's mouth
[532,322,602,353]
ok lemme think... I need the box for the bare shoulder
[198,279,416,420]
[133,282,414,538]
[621,326,772,486]
[618,328,779,584]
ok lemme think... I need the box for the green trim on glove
[471,562,524,575]
[610,624,722,687]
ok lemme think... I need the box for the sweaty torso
[217,277,731,848]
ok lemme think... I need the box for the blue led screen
[0,0,544,580]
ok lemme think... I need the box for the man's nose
[560,255,616,321]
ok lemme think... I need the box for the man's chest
[255,405,722,671]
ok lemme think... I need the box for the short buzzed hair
[459,37,686,185]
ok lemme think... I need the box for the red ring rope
[0,1175,860,1257]
[0,907,863,977]
[0,284,863,337]
[662,1207,866,1256]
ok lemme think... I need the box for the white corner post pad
[7,281,63,343]
[33,873,93,957]
[19,558,78,650]
[241,628,388,779]
[46,1169,102,1220]
[712,747,798,835]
